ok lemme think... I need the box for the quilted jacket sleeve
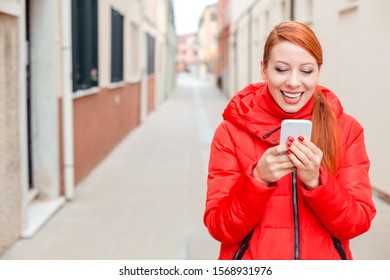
[300,115,376,239]
[204,121,275,244]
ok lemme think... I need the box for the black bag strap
[330,234,347,260]
[233,230,347,260]
[233,229,255,260]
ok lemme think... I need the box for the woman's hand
[253,144,296,186]
[286,136,323,189]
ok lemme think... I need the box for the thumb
[269,144,287,156]
[268,145,281,156]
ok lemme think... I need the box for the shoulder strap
[233,229,255,260]
[330,234,347,260]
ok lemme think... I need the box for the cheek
[303,74,320,88]
[267,76,285,89]
[302,80,318,92]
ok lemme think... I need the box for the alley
[1,73,225,260]
[1,74,390,260]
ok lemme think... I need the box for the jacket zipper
[262,126,281,139]
[262,127,300,259]
[292,171,300,259]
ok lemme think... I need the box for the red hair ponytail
[311,93,341,174]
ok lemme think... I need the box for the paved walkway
[1,73,390,259]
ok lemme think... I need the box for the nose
[286,71,301,88]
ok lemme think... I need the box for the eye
[275,67,288,73]
[301,69,314,75]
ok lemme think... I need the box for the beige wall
[300,0,390,195]
[0,12,22,253]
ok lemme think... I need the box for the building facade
[217,0,390,199]
[197,4,219,79]
[176,32,199,74]
[215,0,230,93]
[0,0,176,255]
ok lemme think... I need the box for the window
[111,8,124,83]
[210,12,217,22]
[146,33,155,75]
[71,0,99,91]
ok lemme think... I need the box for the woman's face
[261,41,320,113]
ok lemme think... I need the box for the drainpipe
[290,0,295,21]
[19,0,29,231]
[61,0,75,200]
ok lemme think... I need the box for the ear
[260,60,267,80]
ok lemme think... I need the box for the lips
[281,90,303,99]
[281,90,304,104]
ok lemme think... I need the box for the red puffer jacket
[204,82,376,260]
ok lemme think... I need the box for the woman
[204,21,376,260]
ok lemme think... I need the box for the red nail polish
[287,150,292,155]
[288,136,295,142]
[298,136,304,142]
[286,141,292,148]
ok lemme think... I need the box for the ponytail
[311,93,341,175]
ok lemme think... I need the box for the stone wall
[0,13,22,255]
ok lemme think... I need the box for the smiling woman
[203,21,376,260]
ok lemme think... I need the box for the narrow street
[1,73,225,259]
[1,73,390,260]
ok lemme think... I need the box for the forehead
[269,41,317,65]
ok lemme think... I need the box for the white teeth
[282,91,302,99]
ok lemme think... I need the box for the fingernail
[287,150,292,155]
[286,141,292,148]
[298,136,304,142]
[288,136,295,142]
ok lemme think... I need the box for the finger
[286,140,310,164]
[291,138,312,156]
[290,138,322,165]
[270,144,289,156]
[294,138,323,166]
[297,136,323,157]
[273,153,292,164]
[288,143,320,170]
[287,150,303,168]
[277,161,296,170]
[278,167,296,178]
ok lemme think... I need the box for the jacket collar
[222,82,343,144]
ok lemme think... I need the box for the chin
[281,104,303,114]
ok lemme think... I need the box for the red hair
[263,21,340,174]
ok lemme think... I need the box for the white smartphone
[280,119,312,144]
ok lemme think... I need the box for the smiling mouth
[281,90,303,99]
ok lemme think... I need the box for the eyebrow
[275,60,315,67]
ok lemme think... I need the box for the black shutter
[146,33,155,75]
[71,0,99,91]
[111,8,124,83]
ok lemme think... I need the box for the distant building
[176,33,199,74]
[215,0,230,94]
[197,3,219,79]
